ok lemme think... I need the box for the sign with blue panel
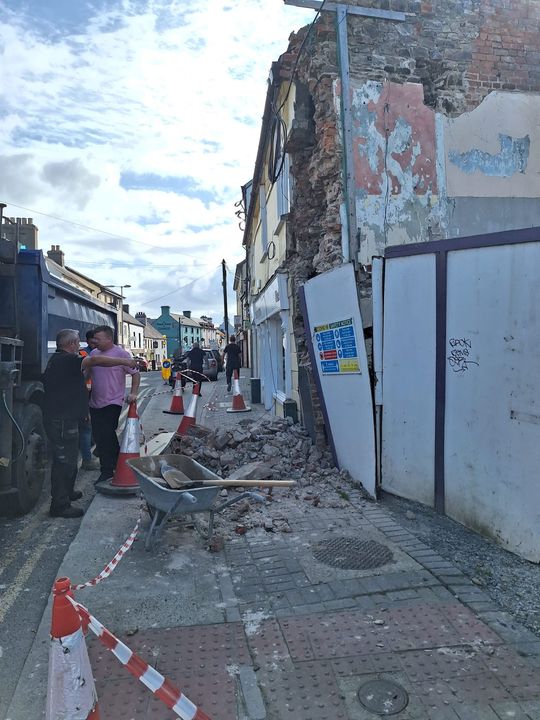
[314,318,361,374]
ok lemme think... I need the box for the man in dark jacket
[43,329,136,518]
[181,342,205,395]
[224,335,242,392]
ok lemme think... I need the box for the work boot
[227,382,231,392]
[50,505,84,518]
[69,490,83,501]
[95,472,112,485]
[81,457,99,471]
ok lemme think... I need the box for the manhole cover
[312,536,393,570]
[357,679,409,715]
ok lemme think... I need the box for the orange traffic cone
[163,372,184,415]
[227,369,251,413]
[175,382,200,436]
[46,577,100,720]
[97,402,140,496]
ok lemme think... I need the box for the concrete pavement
[6,373,540,719]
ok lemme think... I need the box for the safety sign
[314,317,361,374]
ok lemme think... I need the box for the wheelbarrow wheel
[190,512,214,541]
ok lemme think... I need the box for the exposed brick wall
[274,0,540,442]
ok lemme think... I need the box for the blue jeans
[79,417,92,461]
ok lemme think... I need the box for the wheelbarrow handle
[215,491,265,512]
[170,491,198,509]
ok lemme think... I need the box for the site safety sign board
[314,318,361,374]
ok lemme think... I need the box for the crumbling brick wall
[279,0,540,441]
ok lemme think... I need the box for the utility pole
[222,259,229,343]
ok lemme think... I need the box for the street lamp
[103,284,131,348]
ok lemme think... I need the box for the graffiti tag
[447,338,479,374]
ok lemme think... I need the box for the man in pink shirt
[89,326,140,483]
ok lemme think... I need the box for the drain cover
[312,536,393,570]
[357,679,409,715]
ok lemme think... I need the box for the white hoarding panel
[445,243,540,561]
[381,254,437,505]
[303,264,376,498]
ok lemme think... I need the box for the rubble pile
[167,417,370,538]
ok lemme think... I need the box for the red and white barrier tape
[71,512,142,591]
[67,596,210,720]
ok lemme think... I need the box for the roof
[65,266,122,299]
[170,313,200,328]
[123,311,144,327]
[144,322,165,339]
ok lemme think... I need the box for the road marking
[0,496,50,580]
[0,524,58,625]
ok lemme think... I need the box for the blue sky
[0,0,313,320]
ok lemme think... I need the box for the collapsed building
[238,0,540,560]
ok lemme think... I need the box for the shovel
[158,459,295,489]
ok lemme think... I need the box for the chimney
[3,217,39,250]
[183,310,191,319]
[122,303,130,315]
[161,305,170,316]
[47,244,65,267]
[135,312,147,325]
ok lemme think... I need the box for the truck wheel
[11,404,47,514]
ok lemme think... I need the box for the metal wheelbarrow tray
[127,455,264,550]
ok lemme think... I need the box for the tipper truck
[0,203,117,514]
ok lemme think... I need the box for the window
[259,185,268,253]
[277,153,290,219]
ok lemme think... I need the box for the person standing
[43,329,136,518]
[78,329,99,471]
[181,342,205,394]
[224,335,242,392]
[88,326,140,484]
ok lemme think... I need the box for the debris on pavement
[167,416,371,539]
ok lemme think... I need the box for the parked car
[135,356,148,372]
[209,348,223,372]
[202,349,218,381]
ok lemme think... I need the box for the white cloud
[0,0,313,319]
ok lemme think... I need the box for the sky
[0,0,314,323]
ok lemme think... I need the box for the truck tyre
[11,404,47,514]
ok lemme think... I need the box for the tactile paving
[94,677,149,718]
[91,623,251,719]
[398,647,487,682]
[413,672,513,707]
[260,661,348,718]
[244,618,291,667]
[438,603,504,644]
[332,652,403,676]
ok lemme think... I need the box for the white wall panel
[381,254,437,505]
[303,264,376,498]
[445,243,540,561]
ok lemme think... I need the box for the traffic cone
[96,402,140,496]
[163,372,184,415]
[175,382,200,436]
[46,577,100,720]
[227,369,251,413]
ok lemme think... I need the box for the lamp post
[103,284,131,348]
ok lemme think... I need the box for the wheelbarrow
[127,455,265,550]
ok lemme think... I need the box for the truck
[0,203,118,515]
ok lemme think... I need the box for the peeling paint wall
[444,91,540,198]
[349,80,441,259]
[346,82,540,263]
